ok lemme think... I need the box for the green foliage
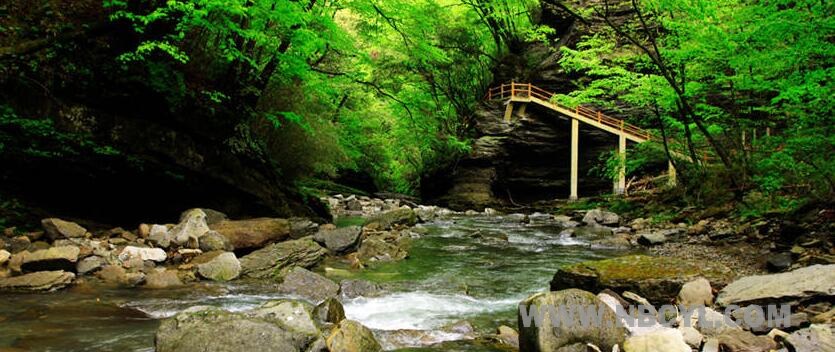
[552,0,834,209]
[103,0,540,194]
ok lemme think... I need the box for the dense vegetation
[548,0,834,215]
[0,0,832,222]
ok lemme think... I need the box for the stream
[0,213,628,351]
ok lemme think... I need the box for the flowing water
[0,213,627,351]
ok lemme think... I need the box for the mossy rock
[550,255,734,305]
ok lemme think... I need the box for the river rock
[0,249,9,265]
[20,246,80,272]
[240,238,326,279]
[496,325,520,348]
[765,252,792,272]
[198,231,233,252]
[717,329,777,352]
[785,324,835,352]
[41,218,88,240]
[179,208,227,225]
[194,251,240,281]
[340,279,383,299]
[622,328,690,352]
[289,217,318,239]
[677,277,713,308]
[7,235,31,253]
[0,270,75,291]
[97,265,145,287]
[582,209,619,225]
[326,319,383,352]
[76,255,104,274]
[314,297,346,324]
[119,246,167,263]
[357,231,409,263]
[363,208,417,230]
[551,255,733,305]
[637,232,667,246]
[156,304,323,352]
[693,308,740,337]
[149,225,173,248]
[277,267,339,303]
[313,226,362,253]
[144,270,184,289]
[518,289,626,352]
[715,264,835,307]
[678,326,703,348]
[170,209,211,247]
[210,218,290,251]
[248,300,321,337]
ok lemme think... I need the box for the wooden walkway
[485,82,675,199]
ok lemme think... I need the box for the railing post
[528,84,532,98]
[597,111,601,123]
[511,81,515,97]
[501,84,504,98]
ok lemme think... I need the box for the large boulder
[41,218,88,240]
[19,246,80,272]
[148,224,174,248]
[313,226,362,254]
[677,277,714,308]
[356,231,409,263]
[715,264,835,307]
[517,289,626,352]
[240,238,326,279]
[170,209,211,247]
[156,303,323,352]
[0,270,75,291]
[363,208,417,230]
[193,251,241,281]
[277,267,339,303]
[289,218,318,239]
[97,265,145,287]
[582,209,619,226]
[198,231,233,252]
[785,324,835,352]
[340,279,383,299]
[144,270,185,289]
[551,255,734,305]
[623,328,690,352]
[326,319,383,352]
[210,218,290,251]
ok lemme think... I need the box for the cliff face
[425,2,633,210]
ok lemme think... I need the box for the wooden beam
[504,102,514,122]
[614,134,626,195]
[570,118,579,201]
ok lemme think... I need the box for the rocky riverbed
[0,194,833,351]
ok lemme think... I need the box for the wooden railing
[486,83,652,141]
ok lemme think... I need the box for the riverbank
[0,192,832,351]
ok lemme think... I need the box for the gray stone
[326,320,383,352]
[0,270,75,291]
[623,328,690,352]
[170,209,210,247]
[20,246,80,272]
[717,329,777,352]
[76,256,104,274]
[240,238,326,279]
[289,217,318,239]
[716,264,835,307]
[677,277,714,308]
[313,226,362,253]
[785,324,835,352]
[363,208,417,230]
[198,231,233,252]
[518,289,626,352]
[149,224,173,248]
[119,246,167,263]
[210,218,290,251]
[180,208,227,225]
[582,209,620,225]
[194,251,240,281]
[340,279,383,299]
[41,218,87,240]
[313,297,345,324]
[97,265,145,287]
[276,267,339,303]
[0,249,10,265]
[156,304,322,352]
[357,231,409,263]
[637,232,667,246]
[766,252,792,272]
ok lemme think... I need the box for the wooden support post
[504,102,514,122]
[614,134,626,195]
[516,103,527,118]
[570,118,579,201]
[667,160,677,186]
